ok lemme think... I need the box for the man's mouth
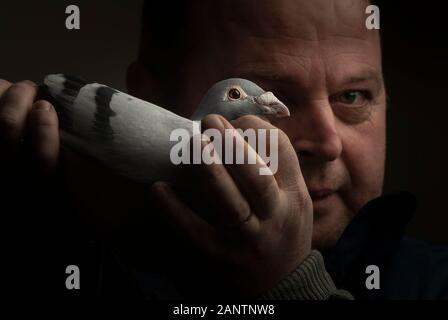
[308,188,336,201]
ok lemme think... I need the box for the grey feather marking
[93,86,118,142]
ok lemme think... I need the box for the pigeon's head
[191,78,290,121]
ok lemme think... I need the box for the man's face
[151,0,386,249]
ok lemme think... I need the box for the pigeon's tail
[40,74,122,141]
[38,74,122,176]
[39,74,89,134]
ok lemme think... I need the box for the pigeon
[39,74,290,183]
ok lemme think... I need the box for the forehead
[208,0,369,39]
[188,0,373,42]
[186,0,380,80]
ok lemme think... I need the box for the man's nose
[274,100,343,162]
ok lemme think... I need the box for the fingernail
[34,101,51,111]
[152,181,168,195]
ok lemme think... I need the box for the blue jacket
[323,192,448,299]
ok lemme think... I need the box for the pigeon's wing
[41,74,194,183]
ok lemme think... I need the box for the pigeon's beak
[254,92,290,118]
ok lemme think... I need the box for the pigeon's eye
[228,88,241,100]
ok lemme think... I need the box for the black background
[0,0,447,247]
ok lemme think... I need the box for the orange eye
[228,88,241,100]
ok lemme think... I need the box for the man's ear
[126,60,163,104]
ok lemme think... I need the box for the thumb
[27,100,60,174]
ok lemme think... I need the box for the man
[0,0,446,300]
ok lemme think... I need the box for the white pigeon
[40,74,290,183]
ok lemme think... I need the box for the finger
[202,114,280,218]
[190,135,261,235]
[0,80,38,146]
[150,181,224,257]
[0,79,12,96]
[231,115,305,192]
[27,100,60,173]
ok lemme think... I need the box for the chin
[311,200,354,250]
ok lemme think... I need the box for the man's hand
[0,79,59,174]
[151,114,313,297]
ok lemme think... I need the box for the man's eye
[333,91,370,107]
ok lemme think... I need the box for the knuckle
[7,81,36,97]
[204,162,226,182]
[231,200,251,221]
[34,112,58,128]
[254,180,280,215]
[209,113,226,123]
[241,114,258,122]
[0,112,20,132]
[202,113,222,122]
[202,114,227,129]
[201,114,213,123]
[0,79,12,88]
[16,80,37,88]
[236,114,258,128]
[0,81,37,113]
[256,178,277,198]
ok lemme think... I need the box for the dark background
[380,2,448,245]
[0,1,447,244]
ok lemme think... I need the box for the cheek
[339,110,386,212]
